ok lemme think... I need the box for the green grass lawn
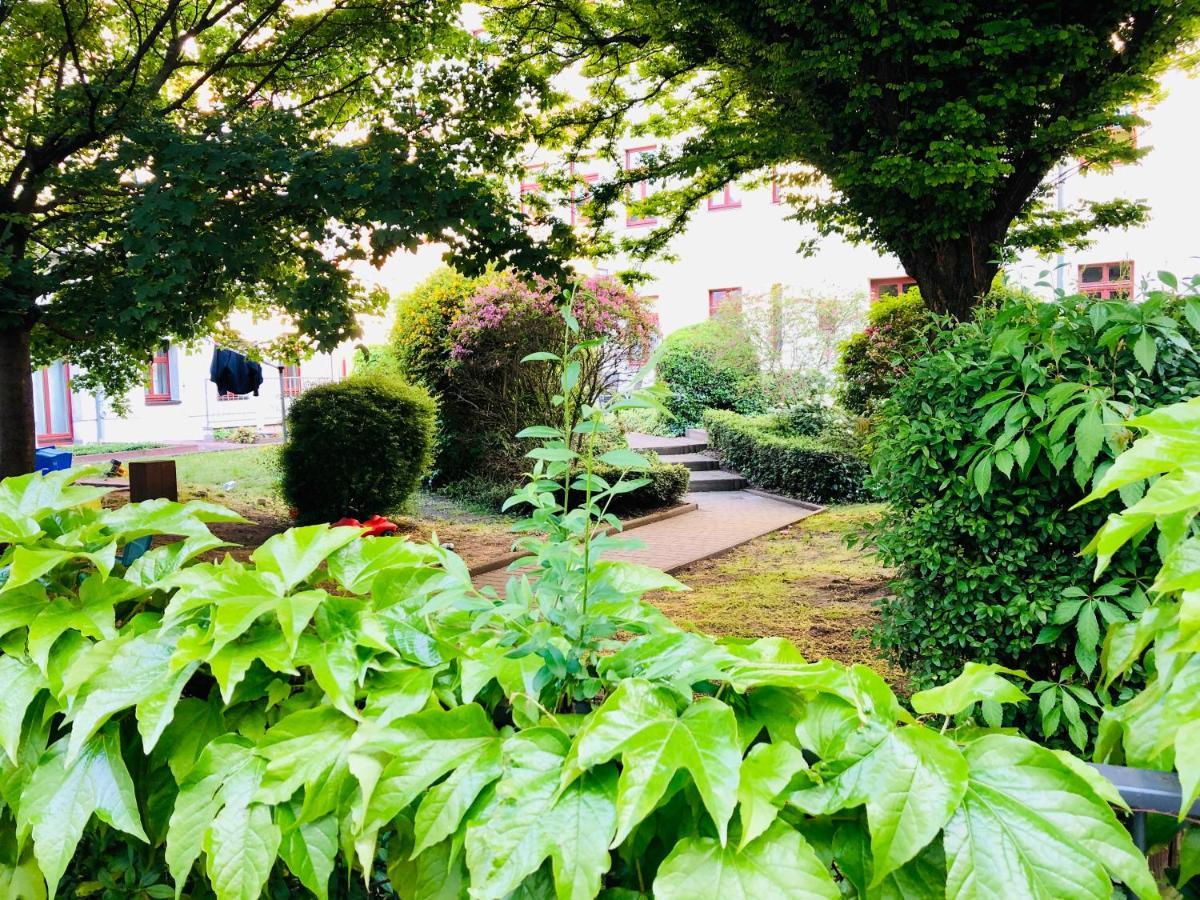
[150,445,284,509]
[67,440,170,456]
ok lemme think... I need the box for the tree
[0,1,571,476]
[488,0,1198,317]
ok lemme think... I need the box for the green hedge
[280,374,436,523]
[657,317,764,432]
[703,409,870,503]
[441,461,690,518]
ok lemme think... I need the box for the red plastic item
[331,515,398,537]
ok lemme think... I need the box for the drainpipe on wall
[93,392,106,442]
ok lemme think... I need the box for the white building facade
[31,70,1200,447]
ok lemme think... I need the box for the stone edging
[741,488,825,512]
[466,501,700,577]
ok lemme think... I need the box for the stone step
[628,433,708,455]
[687,469,748,492]
[685,428,709,442]
[668,452,721,472]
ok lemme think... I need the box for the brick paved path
[473,490,818,591]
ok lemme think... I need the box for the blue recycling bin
[34,446,73,474]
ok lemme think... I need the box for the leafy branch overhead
[0,323,1161,898]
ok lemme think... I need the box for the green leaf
[521,352,561,363]
[255,706,357,821]
[972,457,991,498]
[943,734,1156,900]
[597,449,652,470]
[0,655,45,765]
[736,741,808,849]
[561,680,740,845]
[326,538,436,595]
[1177,718,1200,819]
[250,525,362,590]
[205,785,280,900]
[1179,827,1200,888]
[654,821,838,900]
[1132,329,1157,374]
[910,663,1029,718]
[277,806,337,900]
[20,729,148,897]
[516,426,564,439]
[466,730,617,900]
[413,740,502,856]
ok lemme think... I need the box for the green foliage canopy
[487,0,1198,316]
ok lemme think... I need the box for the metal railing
[1093,764,1200,853]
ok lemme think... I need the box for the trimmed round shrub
[657,314,764,432]
[869,291,1200,690]
[836,289,933,416]
[280,375,436,524]
[703,409,870,503]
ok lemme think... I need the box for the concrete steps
[628,429,745,492]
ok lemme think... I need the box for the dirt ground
[647,504,902,681]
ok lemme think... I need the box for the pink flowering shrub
[836,289,933,416]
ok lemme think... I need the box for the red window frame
[145,345,172,403]
[869,276,917,300]
[34,363,74,445]
[708,184,740,211]
[625,145,658,227]
[708,287,742,317]
[519,164,544,218]
[569,162,600,226]
[1078,260,1134,300]
[771,171,783,205]
[282,364,302,396]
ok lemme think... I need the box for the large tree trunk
[0,324,36,478]
[900,230,1002,320]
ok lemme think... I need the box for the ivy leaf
[250,525,362,590]
[736,741,808,849]
[790,723,967,885]
[0,655,45,765]
[653,821,838,900]
[204,776,281,900]
[20,729,148,897]
[412,740,502,856]
[943,734,1156,900]
[1132,329,1157,375]
[388,833,469,900]
[0,583,48,641]
[0,468,109,521]
[326,538,436,595]
[255,706,357,823]
[124,534,228,588]
[465,729,616,900]
[910,663,1029,718]
[561,679,740,846]
[277,805,337,900]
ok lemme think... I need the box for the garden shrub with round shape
[280,373,436,523]
[836,289,934,417]
[0,456,1159,895]
[868,289,1200,713]
[657,312,765,432]
[704,409,871,504]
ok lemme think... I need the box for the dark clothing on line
[210,348,264,397]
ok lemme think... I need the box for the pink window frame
[708,287,742,317]
[708,184,740,211]
[519,164,544,218]
[869,276,917,301]
[282,364,302,397]
[1078,260,1134,300]
[145,347,172,404]
[771,176,782,205]
[569,162,600,226]
[34,363,74,446]
[625,145,658,227]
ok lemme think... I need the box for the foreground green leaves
[0,461,1159,899]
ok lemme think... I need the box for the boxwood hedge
[703,409,870,503]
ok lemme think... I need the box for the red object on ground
[331,515,398,537]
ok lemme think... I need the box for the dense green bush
[351,344,404,379]
[657,313,765,432]
[836,289,934,416]
[869,290,1200,699]
[703,409,871,503]
[280,374,436,523]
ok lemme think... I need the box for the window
[771,179,782,205]
[32,362,73,445]
[282,364,302,396]
[146,343,173,403]
[708,184,740,211]
[708,287,742,316]
[519,165,543,218]
[869,276,917,300]
[630,297,659,368]
[1078,260,1133,300]
[569,162,600,227]
[625,145,658,227]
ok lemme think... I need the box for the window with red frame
[708,287,742,316]
[282,364,302,396]
[570,163,600,226]
[869,276,917,300]
[630,298,659,368]
[708,184,740,211]
[146,343,173,403]
[771,179,782,205]
[519,165,543,218]
[1078,260,1133,300]
[625,145,658,227]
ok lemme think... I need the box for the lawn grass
[649,503,902,683]
[150,445,284,509]
[66,440,170,456]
